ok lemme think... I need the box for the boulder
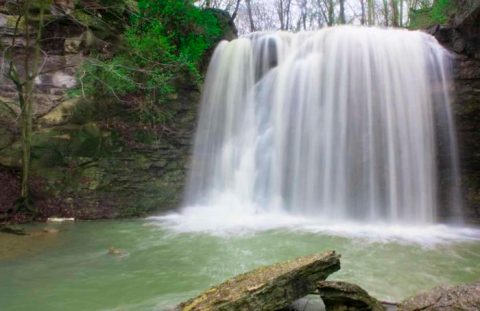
[398,282,480,311]
[177,251,341,311]
[107,247,127,257]
[317,281,385,311]
[43,227,59,234]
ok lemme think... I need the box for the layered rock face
[0,1,234,220]
[429,0,480,221]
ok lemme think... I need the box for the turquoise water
[1,219,479,311]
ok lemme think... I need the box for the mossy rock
[0,140,21,167]
[39,98,80,126]
[398,282,480,311]
[178,251,341,311]
[317,281,385,311]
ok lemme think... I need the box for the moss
[71,10,96,27]
[179,252,341,311]
[134,129,156,145]
[39,98,80,126]
[4,15,28,31]
[409,0,457,29]
[82,166,102,190]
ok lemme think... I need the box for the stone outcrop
[429,0,480,221]
[317,281,385,311]
[177,251,341,311]
[0,0,130,117]
[398,282,480,311]
[0,1,235,221]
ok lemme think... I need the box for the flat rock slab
[177,251,340,311]
[317,281,385,311]
[398,282,480,311]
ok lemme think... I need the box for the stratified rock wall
[0,1,235,220]
[430,0,480,221]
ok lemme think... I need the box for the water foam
[151,27,476,244]
[149,205,480,245]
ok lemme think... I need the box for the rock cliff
[0,0,235,221]
[429,0,480,221]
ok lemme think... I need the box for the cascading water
[182,26,462,226]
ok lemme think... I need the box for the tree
[245,0,256,31]
[231,0,242,20]
[339,0,346,24]
[313,0,335,27]
[2,0,48,213]
[391,0,400,26]
[360,0,366,25]
[368,0,375,25]
[296,0,309,30]
[276,0,293,30]
[383,0,390,26]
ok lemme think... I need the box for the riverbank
[1,219,479,310]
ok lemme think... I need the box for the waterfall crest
[184,26,461,224]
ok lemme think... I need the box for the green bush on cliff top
[76,0,221,124]
[409,0,457,29]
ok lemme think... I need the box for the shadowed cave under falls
[184,26,462,225]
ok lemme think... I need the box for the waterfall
[184,26,462,225]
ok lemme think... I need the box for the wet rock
[64,35,83,54]
[429,1,480,222]
[43,227,59,234]
[317,281,385,311]
[0,225,26,235]
[107,247,126,256]
[398,282,480,311]
[177,251,340,311]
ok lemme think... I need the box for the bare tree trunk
[327,0,335,26]
[383,0,389,26]
[231,0,241,21]
[315,0,326,27]
[360,0,366,25]
[301,0,308,30]
[20,80,33,208]
[339,0,346,24]
[6,0,46,212]
[278,0,285,30]
[368,0,374,25]
[391,0,399,27]
[246,0,256,32]
[399,0,404,27]
[285,0,292,30]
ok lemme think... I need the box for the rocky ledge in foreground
[398,282,480,311]
[177,251,341,311]
[317,281,385,311]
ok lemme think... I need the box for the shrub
[76,0,222,125]
[409,0,457,29]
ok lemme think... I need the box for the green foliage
[76,0,222,126]
[431,0,456,24]
[409,0,456,29]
